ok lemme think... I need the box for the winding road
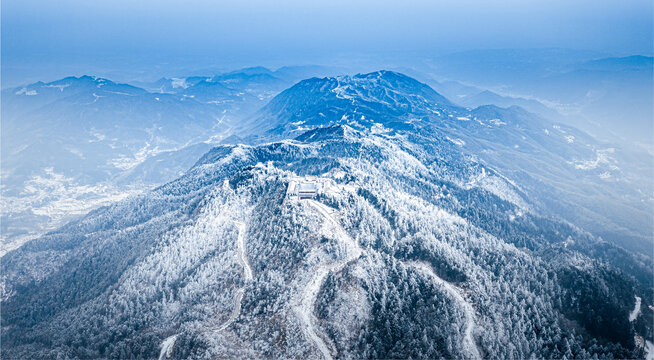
[216,220,253,331]
[293,200,363,360]
[160,220,254,358]
[234,220,253,282]
[209,220,254,334]
[406,261,481,360]
[161,204,480,359]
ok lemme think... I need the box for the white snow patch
[158,334,178,360]
[44,83,70,91]
[15,88,37,96]
[629,296,642,322]
[7,168,139,219]
[1,169,143,255]
[370,123,390,134]
[171,78,188,89]
[90,93,104,103]
[488,118,506,126]
[67,147,85,159]
[109,142,171,170]
[446,136,466,147]
[88,128,106,142]
[332,170,346,179]
[572,148,616,170]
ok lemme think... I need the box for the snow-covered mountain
[245,71,653,256]
[430,81,563,120]
[2,71,652,359]
[139,66,338,105]
[242,71,454,137]
[427,50,654,148]
[0,71,286,254]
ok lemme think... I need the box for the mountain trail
[406,261,481,360]
[210,220,253,333]
[160,220,252,356]
[158,334,178,360]
[234,220,253,282]
[292,199,362,360]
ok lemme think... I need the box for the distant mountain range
[425,50,654,148]
[429,81,563,119]
[2,70,652,359]
[0,66,335,254]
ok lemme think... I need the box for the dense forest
[2,71,652,359]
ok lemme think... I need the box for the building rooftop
[298,182,318,193]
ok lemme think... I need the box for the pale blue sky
[2,0,652,84]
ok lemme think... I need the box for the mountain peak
[352,69,418,82]
[52,75,113,85]
[242,70,455,140]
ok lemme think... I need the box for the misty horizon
[2,1,653,359]
[2,0,653,86]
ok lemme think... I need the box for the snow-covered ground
[0,168,145,257]
[235,220,253,282]
[158,334,178,360]
[212,220,253,333]
[629,295,642,322]
[292,199,363,360]
[215,288,246,332]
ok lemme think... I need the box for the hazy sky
[2,0,652,84]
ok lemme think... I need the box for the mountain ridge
[235,70,652,256]
[1,69,652,359]
[3,114,651,358]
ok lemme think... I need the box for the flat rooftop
[298,182,318,193]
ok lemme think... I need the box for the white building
[286,174,352,202]
[297,182,318,199]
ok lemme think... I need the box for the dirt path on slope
[292,200,363,360]
[406,261,481,360]
[210,220,253,333]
